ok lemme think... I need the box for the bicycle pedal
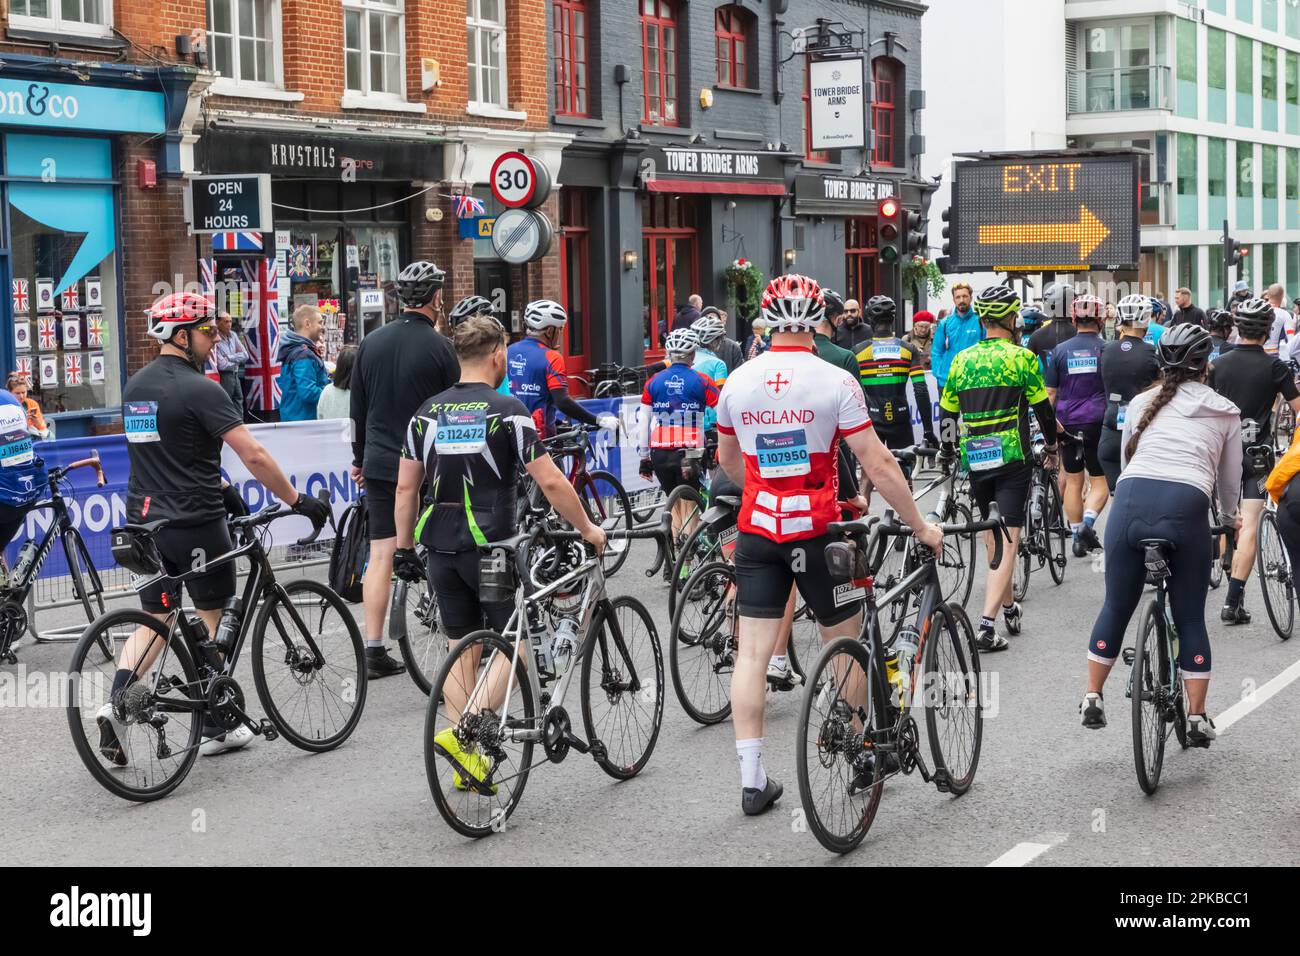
[565,732,591,755]
[932,768,952,793]
[257,720,279,742]
[1122,647,1136,666]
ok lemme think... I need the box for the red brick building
[0,0,567,434]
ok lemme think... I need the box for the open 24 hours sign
[949,152,1141,272]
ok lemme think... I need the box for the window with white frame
[467,0,508,107]
[11,0,111,35]
[344,0,404,98]
[208,0,276,85]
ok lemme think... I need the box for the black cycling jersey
[1026,320,1076,376]
[1208,344,1300,438]
[122,355,243,526]
[1100,336,1159,431]
[351,310,460,482]
[402,381,541,553]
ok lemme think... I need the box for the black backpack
[328,497,368,604]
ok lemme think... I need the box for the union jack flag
[15,356,31,380]
[61,285,79,310]
[87,315,104,347]
[64,353,82,386]
[37,316,56,351]
[242,258,281,412]
[213,232,264,252]
[11,279,28,314]
[454,193,486,219]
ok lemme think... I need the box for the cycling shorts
[428,549,512,640]
[970,463,1032,529]
[1242,459,1268,501]
[650,448,700,495]
[734,531,861,626]
[138,518,237,614]
[1061,421,1104,476]
[365,478,398,540]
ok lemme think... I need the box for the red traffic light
[878,198,900,218]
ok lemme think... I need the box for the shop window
[641,0,679,125]
[208,0,279,86]
[802,61,829,163]
[559,190,591,371]
[554,0,591,116]
[844,217,880,305]
[11,0,110,35]
[715,5,754,89]
[468,0,508,108]
[344,0,404,98]
[641,194,698,355]
[5,135,121,417]
[872,57,902,167]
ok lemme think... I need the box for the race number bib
[755,429,810,478]
[435,406,488,455]
[124,401,160,443]
[1067,351,1099,375]
[966,437,1005,471]
[1116,403,1128,427]
[873,342,902,361]
[0,429,33,468]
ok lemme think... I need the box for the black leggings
[0,502,31,552]
[1098,425,1122,493]
[1087,478,1212,676]
[1275,481,1300,578]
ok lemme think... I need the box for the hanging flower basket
[723,258,765,322]
[904,255,947,300]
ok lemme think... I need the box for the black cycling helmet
[1233,296,1274,339]
[448,295,494,327]
[1206,308,1234,336]
[864,294,896,330]
[1155,323,1212,372]
[973,284,1021,330]
[396,261,446,308]
[821,288,845,320]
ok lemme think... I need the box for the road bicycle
[66,500,365,801]
[389,541,446,695]
[0,454,108,664]
[1123,523,1234,794]
[1256,499,1294,640]
[424,511,663,837]
[1014,438,1068,601]
[795,505,1006,854]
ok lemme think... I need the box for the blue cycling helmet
[1018,306,1045,331]
[1148,297,1167,321]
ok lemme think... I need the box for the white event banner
[808,56,866,151]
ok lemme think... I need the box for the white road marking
[1213,656,1300,735]
[987,832,1068,867]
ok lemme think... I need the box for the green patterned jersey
[939,338,1047,474]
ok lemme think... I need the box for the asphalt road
[3,499,1298,867]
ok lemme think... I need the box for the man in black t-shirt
[101,291,329,763]
[1098,295,1160,492]
[1027,282,1077,377]
[1209,297,1300,623]
[350,261,461,678]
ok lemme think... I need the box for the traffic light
[941,207,953,257]
[905,210,927,257]
[1224,235,1245,271]
[878,198,902,264]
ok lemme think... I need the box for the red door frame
[845,216,881,304]
[642,229,698,361]
[558,189,592,386]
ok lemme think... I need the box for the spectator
[743,317,769,360]
[930,281,983,389]
[317,345,357,420]
[6,374,49,439]
[904,310,935,370]
[1172,287,1207,328]
[1265,283,1295,359]
[688,294,703,311]
[833,298,868,349]
[1232,279,1252,308]
[936,307,950,323]
[212,311,250,410]
[673,301,702,332]
[277,304,330,422]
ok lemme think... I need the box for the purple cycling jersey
[1044,331,1106,426]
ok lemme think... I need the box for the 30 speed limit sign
[490,151,552,209]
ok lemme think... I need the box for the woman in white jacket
[1080,324,1242,748]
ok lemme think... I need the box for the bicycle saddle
[1138,537,1176,552]
[713,495,740,508]
[482,531,533,554]
[122,519,171,537]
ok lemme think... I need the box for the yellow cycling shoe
[434,727,498,795]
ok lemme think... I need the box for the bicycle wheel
[581,596,664,779]
[667,520,723,619]
[795,636,884,854]
[579,469,634,577]
[1044,479,1068,585]
[785,599,821,686]
[1131,599,1167,795]
[630,485,665,526]
[923,602,982,795]
[425,630,536,838]
[64,528,109,660]
[66,610,203,802]
[251,580,366,752]
[1256,510,1295,640]
[937,502,976,608]
[393,578,447,695]
[668,561,736,725]
[1209,530,1224,590]
[663,485,706,573]
[1013,537,1031,602]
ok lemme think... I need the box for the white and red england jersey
[716,344,872,542]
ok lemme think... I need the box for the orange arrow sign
[978,204,1111,259]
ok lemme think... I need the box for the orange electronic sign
[949,153,1140,272]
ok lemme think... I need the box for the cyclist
[448,296,510,395]
[393,315,606,791]
[0,385,47,584]
[1081,324,1241,747]
[1098,294,1159,492]
[1207,308,1235,362]
[98,291,330,763]
[931,281,982,390]
[691,322,729,396]
[1208,296,1300,624]
[350,261,461,679]
[939,285,1059,652]
[1144,297,1168,346]
[855,294,937,476]
[507,299,619,439]
[1045,293,1108,556]
[693,308,744,374]
[812,290,860,380]
[1027,282,1076,376]
[1017,305,1045,348]
[715,274,942,815]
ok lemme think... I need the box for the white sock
[1084,509,1098,525]
[736,738,767,791]
[1071,522,1083,535]
[366,639,384,650]
[769,654,787,672]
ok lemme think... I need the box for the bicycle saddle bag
[111,527,162,577]
[1243,442,1276,480]
[824,540,869,585]
[478,547,520,604]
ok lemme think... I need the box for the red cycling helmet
[1071,294,1104,321]
[759,274,825,332]
[146,291,216,341]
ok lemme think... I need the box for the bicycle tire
[251,580,367,752]
[1131,599,1166,795]
[65,528,110,660]
[1013,536,1031,603]
[66,609,203,802]
[1045,478,1068,585]
[581,596,664,779]
[579,469,634,577]
[795,635,885,854]
[785,599,820,685]
[425,629,536,838]
[1256,510,1295,640]
[663,485,705,572]
[923,602,982,795]
[939,502,977,608]
[667,519,723,619]
[668,561,736,725]
[393,578,447,695]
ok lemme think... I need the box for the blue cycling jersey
[692,349,728,431]
[0,390,45,510]
[1144,322,1166,346]
[640,362,719,449]
[507,336,568,436]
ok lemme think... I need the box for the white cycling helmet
[1116,293,1152,329]
[524,299,567,331]
[1042,282,1075,319]
[760,274,825,332]
[664,328,700,360]
[691,313,726,345]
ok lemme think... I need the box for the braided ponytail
[1124,367,1200,461]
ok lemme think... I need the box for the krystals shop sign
[200,127,443,181]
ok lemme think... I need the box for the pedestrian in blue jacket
[277,305,330,422]
[930,281,984,388]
